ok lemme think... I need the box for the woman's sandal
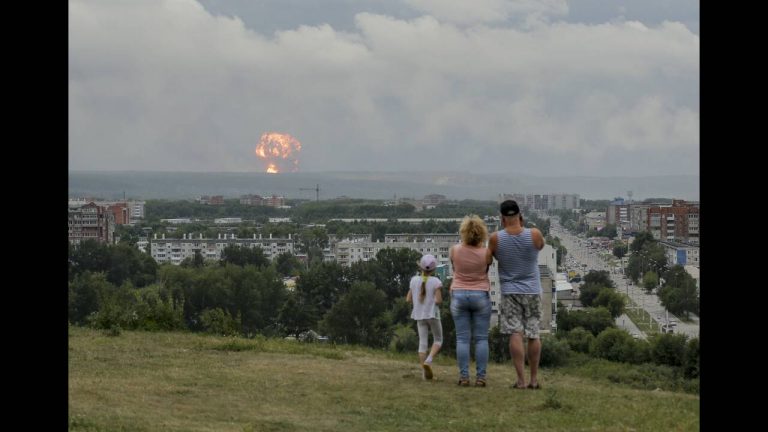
[457,378,470,387]
[474,378,487,387]
[527,382,541,390]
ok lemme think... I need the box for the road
[550,219,699,340]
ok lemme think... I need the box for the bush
[564,327,595,353]
[133,285,186,331]
[557,307,615,336]
[649,333,688,367]
[683,337,700,378]
[489,324,511,363]
[200,308,242,336]
[389,324,419,353]
[539,334,571,367]
[591,328,641,364]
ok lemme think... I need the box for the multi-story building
[68,202,115,244]
[628,204,652,234]
[264,195,285,208]
[150,233,295,265]
[198,195,225,205]
[240,194,263,206]
[129,201,145,220]
[606,198,630,231]
[499,193,580,211]
[334,233,459,269]
[107,203,131,225]
[647,200,700,245]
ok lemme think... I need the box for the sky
[69,0,699,177]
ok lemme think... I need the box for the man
[487,200,545,389]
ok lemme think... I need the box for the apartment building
[150,232,295,265]
[647,200,700,245]
[68,202,115,244]
[499,193,580,211]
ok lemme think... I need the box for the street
[550,219,699,340]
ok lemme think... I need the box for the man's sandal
[457,378,470,387]
[474,378,487,387]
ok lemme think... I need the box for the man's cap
[500,200,520,217]
[418,254,437,272]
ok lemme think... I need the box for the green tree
[612,241,628,259]
[275,252,302,277]
[277,291,317,338]
[658,265,699,318]
[69,271,112,324]
[220,244,269,268]
[374,248,422,301]
[320,281,388,346]
[630,231,655,253]
[590,328,644,364]
[556,307,615,336]
[649,333,688,367]
[593,288,626,318]
[583,270,615,288]
[642,270,659,292]
[295,262,350,319]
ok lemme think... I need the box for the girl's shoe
[422,363,433,380]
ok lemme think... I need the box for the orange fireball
[254,132,302,174]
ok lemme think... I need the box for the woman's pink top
[450,244,490,291]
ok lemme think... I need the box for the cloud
[69,0,698,176]
[402,0,568,25]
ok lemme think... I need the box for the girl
[406,254,443,380]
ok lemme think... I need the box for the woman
[449,215,493,387]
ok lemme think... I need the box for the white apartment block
[499,194,580,211]
[150,232,295,265]
[334,233,460,270]
[130,201,145,219]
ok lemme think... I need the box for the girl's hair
[459,214,488,246]
[419,270,434,303]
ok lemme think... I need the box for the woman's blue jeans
[450,289,492,379]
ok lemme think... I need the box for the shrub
[489,324,511,363]
[649,333,688,367]
[591,328,639,364]
[133,285,186,331]
[564,327,595,353]
[539,334,571,367]
[200,308,242,336]
[683,337,700,378]
[389,324,419,353]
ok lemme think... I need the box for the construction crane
[300,184,320,202]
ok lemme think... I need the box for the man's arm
[487,232,498,264]
[531,228,545,251]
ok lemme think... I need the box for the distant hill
[68,170,699,201]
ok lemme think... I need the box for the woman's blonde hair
[459,214,488,246]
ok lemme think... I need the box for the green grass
[623,298,660,336]
[69,327,699,431]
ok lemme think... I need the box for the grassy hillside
[69,327,699,431]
